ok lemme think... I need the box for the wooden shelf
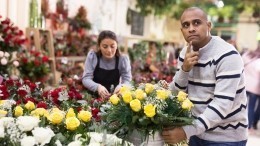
[26,28,57,85]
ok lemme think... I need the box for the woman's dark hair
[97,30,120,57]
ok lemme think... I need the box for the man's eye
[182,23,189,28]
[193,20,201,26]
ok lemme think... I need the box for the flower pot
[127,129,164,146]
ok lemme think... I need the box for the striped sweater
[169,36,248,142]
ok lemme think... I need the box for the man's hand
[182,41,199,72]
[162,127,187,144]
[97,85,111,98]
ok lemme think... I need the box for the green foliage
[136,0,177,16]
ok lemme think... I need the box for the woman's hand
[97,85,111,98]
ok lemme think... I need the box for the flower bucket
[127,129,164,146]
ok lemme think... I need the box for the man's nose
[188,25,195,32]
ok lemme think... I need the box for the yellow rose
[48,111,64,125]
[65,117,80,131]
[130,99,141,112]
[145,83,154,94]
[177,91,188,102]
[109,94,120,105]
[0,100,6,105]
[144,104,156,118]
[156,89,169,100]
[66,108,76,118]
[14,106,23,117]
[122,91,133,104]
[0,110,7,118]
[31,108,49,117]
[135,89,146,100]
[78,110,92,122]
[119,85,130,93]
[25,101,35,110]
[182,99,194,110]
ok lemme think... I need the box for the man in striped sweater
[162,7,248,146]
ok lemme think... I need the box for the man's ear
[207,21,212,30]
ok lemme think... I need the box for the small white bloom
[88,142,101,146]
[67,140,82,146]
[17,116,39,132]
[55,140,62,146]
[21,136,36,146]
[32,127,55,146]
[73,75,79,80]
[0,117,14,127]
[13,60,19,67]
[58,90,69,101]
[0,51,4,57]
[88,132,103,143]
[1,58,8,65]
[4,52,10,58]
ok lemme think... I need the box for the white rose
[21,136,36,146]
[17,116,39,132]
[1,58,7,65]
[32,127,55,146]
[67,141,82,146]
[0,51,4,57]
[4,52,10,58]
[13,60,19,67]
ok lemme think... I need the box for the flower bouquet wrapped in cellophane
[100,80,194,145]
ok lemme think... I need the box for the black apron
[93,54,120,93]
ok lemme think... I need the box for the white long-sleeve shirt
[169,36,248,142]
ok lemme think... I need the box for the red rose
[17,89,27,97]
[24,97,36,103]
[37,102,48,109]
[42,56,49,63]
[29,82,37,91]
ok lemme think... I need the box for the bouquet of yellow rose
[100,80,194,142]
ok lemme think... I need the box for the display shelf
[25,28,57,85]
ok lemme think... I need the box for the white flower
[1,58,8,65]
[32,127,55,146]
[13,60,19,67]
[55,140,62,146]
[67,141,82,146]
[4,52,10,58]
[21,136,36,146]
[17,116,39,132]
[0,51,4,57]
[88,142,101,146]
[0,117,14,127]
[88,132,103,143]
[58,90,69,101]
[0,126,5,138]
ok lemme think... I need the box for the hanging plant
[126,8,132,25]
[135,0,177,16]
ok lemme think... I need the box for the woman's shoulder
[119,54,130,61]
[87,49,97,59]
